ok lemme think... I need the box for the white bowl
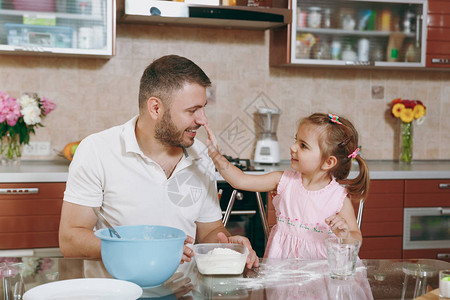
[193,243,249,275]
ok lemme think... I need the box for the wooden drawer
[0,216,61,233]
[367,180,404,196]
[0,182,65,249]
[267,208,276,228]
[0,199,63,216]
[359,237,402,259]
[403,249,450,262]
[361,223,402,237]
[0,232,59,249]
[427,28,450,41]
[0,182,66,200]
[427,14,450,28]
[267,191,277,227]
[426,54,450,68]
[355,180,404,237]
[427,41,450,54]
[404,179,450,207]
[428,0,450,13]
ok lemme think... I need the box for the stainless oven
[217,182,267,257]
[403,207,450,253]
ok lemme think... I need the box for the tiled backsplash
[0,24,449,160]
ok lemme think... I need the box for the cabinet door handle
[437,253,450,259]
[0,188,39,194]
[432,58,450,64]
[415,14,421,47]
[13,46,51,53]
[439,183,450,189]
[345,61,374,66]
[440,208,450,215]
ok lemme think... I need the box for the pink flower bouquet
[0,91,56,163]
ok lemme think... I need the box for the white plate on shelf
[23,278,143,300]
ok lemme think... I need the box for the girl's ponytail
[343,155,370,203]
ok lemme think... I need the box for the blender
[254,107,280,164]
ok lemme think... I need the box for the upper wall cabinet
[116,0,292,30]
[426,0,450,68]
[270,0,428,68]
[0,0,115,58]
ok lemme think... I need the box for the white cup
[358,38,370,61]
[440,270,450,299]
[92,26,104,49]
[331,41,342,60]
[325,237,361,280]
[308,7,321,28]
[78,27,94,49]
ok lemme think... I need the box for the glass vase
[399,121,413,164]
[1,133,22,166]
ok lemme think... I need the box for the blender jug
[254,107,280,164]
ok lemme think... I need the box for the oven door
[217,182,267,257]
[403,207,450,250]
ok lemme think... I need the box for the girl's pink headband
[328,113,343,125]
[348,148,360,159]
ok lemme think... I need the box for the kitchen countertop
[219,160,450,181]
[256,160,450,180]
[0,159,450,183]
[0,160,70,183]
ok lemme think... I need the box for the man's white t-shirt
[63,116,222,276]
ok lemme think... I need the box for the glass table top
[1,257,449,299]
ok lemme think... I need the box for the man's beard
[154,110,195,148]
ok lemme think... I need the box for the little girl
[205,113,370,259]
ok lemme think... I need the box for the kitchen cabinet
[403,249,450,262]
[0,182,65,250]
[0,0,115,58]
[116,0,291,30]
[270,0,427,68]
[404,179,450,207]
[402,178,450,262]
[354,180,404,259]
[426,0,450,68]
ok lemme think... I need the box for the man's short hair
[138,55,211,110]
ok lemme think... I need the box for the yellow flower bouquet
[390,98,426,163]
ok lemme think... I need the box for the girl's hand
[325,214,350,238]
[203,123,219,157]
[180,235,195,264]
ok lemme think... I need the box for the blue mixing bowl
[94,225,186,288]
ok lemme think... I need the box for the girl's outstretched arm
[204,124,282,192]
[325,197,362,243]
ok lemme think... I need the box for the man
[59,55,258,277]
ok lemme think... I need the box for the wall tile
[0,24,448,161]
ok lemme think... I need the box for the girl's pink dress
[264,169,347,259]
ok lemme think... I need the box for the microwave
[403,207,450,250]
